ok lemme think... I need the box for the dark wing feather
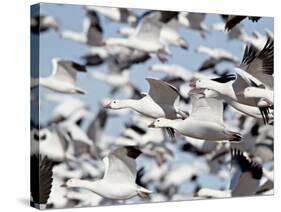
[231,149,263,180]
[30,154,53,205]
[225,15,246,31]
[211,74,236,83]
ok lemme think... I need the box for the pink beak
[104,102,111,109]
[148,122,155,128]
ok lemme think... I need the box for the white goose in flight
[104,11,173,61]
[148,88,242,142]
[105,78,188,141]
[61,10,103,46]
[63,147,152,200]
[39,58,87,94]
[192,38,273,123]
[196,149,263,198]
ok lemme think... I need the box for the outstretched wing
[103,147,141,184]
[239,38,273,88]
[30,154,53,205]
[52,58,87,84]
[189,88,224,124]
[146,78,180,105]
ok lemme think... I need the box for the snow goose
[61,10,103,46]
[224,15,261,31]
[39,58,87,94]
[118,18,188,50]
[178,12,208,37]
[91,70,131,93]
[105,78,189,141]
[63,147,152,200]
[241,31,271,51]
[31,14,59,34]
[197,148,264,198]
[30,155,53,209]
[149,88,242,142]
[105,78,187,119]
[212,15,244,40]
[192,39,273,123]
[230,149,263,196]
[195,45,239,71]
[149,63,194,81]
[85,6,137,24]
[31,125,76,163]
[202,88,273,121]
[44,94,88,125]
[104,12,172,61]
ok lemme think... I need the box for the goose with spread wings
[61,10,103,46]
[38,58,87,94]
[148,88,242,142]
[104,78,188,141]
[30,154,53,209]
[85,6,137,24]
[196,149,263,198]
[192,38,273,123]
[104,11,175,61]
[195,45,239,72]
[63,147,152,200]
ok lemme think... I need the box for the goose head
[190,78,210,89]
[148,118,169,128]
[104,100,126,110]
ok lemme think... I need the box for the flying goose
[62,147,153,200]
[61,10,103,46]
[197,148,263,198]
[149,63,194,81]
[104,78,189,142]
[192,39,273,123]
[30,154,53,209]
[117,18,188,50]
[104,11,172,61]
[44,94,88,125]
[148,88,242,142]
[178,12,208,37]
[212,15,244,40]
[39,58,87,94]
[85,6,137,24]
[31,14,59,34]
[195,45,239,71]
[230,149,263,196]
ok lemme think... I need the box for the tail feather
[227,131,242,142]
[137,187,153,200]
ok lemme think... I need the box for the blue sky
[31,3,273,198]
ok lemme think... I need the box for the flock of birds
[30,5,274,210]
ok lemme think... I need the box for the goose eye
[157,120,160,122]
[113,101,116,103]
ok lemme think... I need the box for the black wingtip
[211,74,236,83]
[125,146,142,159]
[30,154,54,206]
[136,167,146,188]
[72,62,87,72]
[231,148,263,180]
